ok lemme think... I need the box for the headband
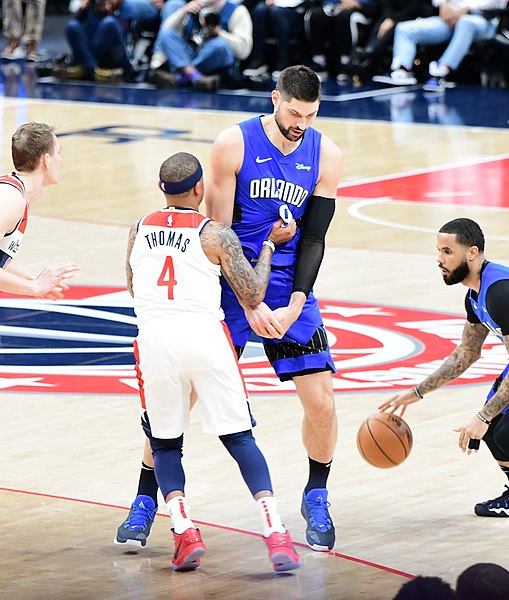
[159,163,203,195]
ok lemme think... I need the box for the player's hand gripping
[267,217,297,246]
[244,301,285,339]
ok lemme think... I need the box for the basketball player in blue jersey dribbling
[0,122,79,298]
[206,65,343,552]
[115,65,342,553]
[380,218,509,519]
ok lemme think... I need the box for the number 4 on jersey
[157,256,177,299]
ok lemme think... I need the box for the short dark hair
[159,152,201,184]
[11,122,56,172]
[393,576,456,600]
[456,562,509,600]
[438,218,485,252]
[276,65,321,103]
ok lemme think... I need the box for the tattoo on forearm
[419,323,488,395]
[483,334,509,418]
[204,224,271,304]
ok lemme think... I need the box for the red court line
[0,485,413,579]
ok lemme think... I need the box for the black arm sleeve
[486,280,509,335]
[292,195,336,297]
[465,291,480,323]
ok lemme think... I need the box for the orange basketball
[357,412,413,468]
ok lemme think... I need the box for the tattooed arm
[125,222,137,298]
[379,321,489,415]
[200,220,274,308]
[480,333,509,420]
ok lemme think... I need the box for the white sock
[257,496,286,537]
[167,496,195,534]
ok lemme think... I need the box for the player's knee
[150,433,184,454]
[219,429,255,450]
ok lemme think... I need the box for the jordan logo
[256,156,272,163]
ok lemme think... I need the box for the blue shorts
[221,266,336,382]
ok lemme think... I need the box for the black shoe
[146,68,180,88]
[474,485,509,517]
[192,74,220,92]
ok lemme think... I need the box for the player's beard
[442,258,470,286]
[275,110,305,142]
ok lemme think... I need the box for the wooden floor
[1,94,509,599]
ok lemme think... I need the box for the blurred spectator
[393,575,457,600]
[305,0,380,81]
[147,0,252,90]
[53,0,133,82]
[372,0,507,92]
[456,562,509,600]
[348,0,435,82]
[242,0,308,80]
[1,0,47,60]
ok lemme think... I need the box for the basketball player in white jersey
[0,122,79,297]
[125,151,301,572]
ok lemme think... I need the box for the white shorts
[134,312,252,439]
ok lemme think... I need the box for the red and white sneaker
[263,531,301,572]
[172,527,206,572]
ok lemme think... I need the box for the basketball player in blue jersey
[0,122,79,298]
[115,65,342,552]
[380,218,509,518]
[206,65,343,552]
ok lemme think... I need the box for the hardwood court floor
[1,89,509,598]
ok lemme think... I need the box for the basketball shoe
[172,527,206,571]
[114,495,157,548]
[263,531,301,572]
[301,488,335,551]
[474,485,509,517]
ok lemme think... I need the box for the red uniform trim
[141,210,208,229]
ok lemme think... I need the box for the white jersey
[131,206,252,438]
[130,207,222,325]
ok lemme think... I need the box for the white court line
[347,198,509,239]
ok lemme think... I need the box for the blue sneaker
[301,488,335,551]
[114,495,157,548]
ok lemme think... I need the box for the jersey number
[157,256,177,299]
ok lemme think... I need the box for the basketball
[357,412,413,468]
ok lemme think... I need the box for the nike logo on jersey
[256,156,272,163]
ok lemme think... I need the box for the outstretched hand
[453,415,489,455]
[378,388,421,417]
[34,263,80,300]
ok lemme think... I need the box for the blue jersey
[220,117,335,380]
[468,262,509,341]
[468,261,509,414]
[233,116,321,268]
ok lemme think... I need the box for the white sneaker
[373,68,417,86]
[428,61,449,78]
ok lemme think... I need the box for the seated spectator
[1,0,47,60]
[305,0,380,81]
[373,0,507,92]
[125,0,164,26]
[456,562,509,600]
[147,0,252,90]
[393,575,457,600]
[348,0,435,82]
[53,0,133,82]
[242,0,308,80]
